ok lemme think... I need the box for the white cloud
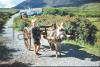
[0,0,25,8]
[0,0,15,8]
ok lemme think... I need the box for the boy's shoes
[36,53,41,55]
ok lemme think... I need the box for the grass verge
[63,39,100,57]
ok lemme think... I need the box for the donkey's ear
[57,25,59,28]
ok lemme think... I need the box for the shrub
[64,17,98,44]
[13,16,30,31]
[43,8,74,16]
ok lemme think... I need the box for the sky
[0,0,25,8]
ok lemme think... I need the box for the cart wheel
[23,29,31,50]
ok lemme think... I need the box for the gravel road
[0,13,100,66]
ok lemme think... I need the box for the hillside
[80,3,100,10]
[14,0,100,9]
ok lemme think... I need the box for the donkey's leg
[54,43,58,58]
[58,42,62,56]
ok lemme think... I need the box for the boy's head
[31,18,37,27]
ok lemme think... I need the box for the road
[1,13,100,66]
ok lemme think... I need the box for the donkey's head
[56,22,67,40]
[56,26,66,40]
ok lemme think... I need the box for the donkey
[46,22,67,57]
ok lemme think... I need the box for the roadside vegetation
[0,8,19,32]
[13,3,100,56]
[0,8,19,44]
[0,8,19,15]
[0,8,19,64]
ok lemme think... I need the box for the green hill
[80,3,100,10]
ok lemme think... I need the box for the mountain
[14,0,100,9]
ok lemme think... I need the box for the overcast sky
[0,0,25,8]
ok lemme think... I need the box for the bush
[43,8,74,16]
[36,14,70,26]
[13,16,30,31]
[64,17,98,44]
[0,12,12,33]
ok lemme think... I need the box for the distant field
[43,3,100,17]
[0,8,19,15]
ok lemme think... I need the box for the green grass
[43,3,100,17]
[63,39,100,56]
[80,3,100,10]
[0,8,19,14]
